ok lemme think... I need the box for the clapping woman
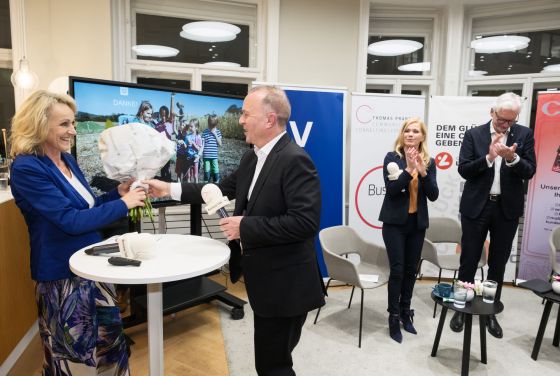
[9,90,146,375]
[378,117,439,343]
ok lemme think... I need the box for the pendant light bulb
[11,57,39,90]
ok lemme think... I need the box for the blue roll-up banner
[283,87,346,276]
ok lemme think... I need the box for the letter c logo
[356,105,373,124]
[542,101,560,116]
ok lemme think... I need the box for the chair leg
[359,288,364,348]
[314,278,332,324]
[416,258,424,280]
[348,286,355,309]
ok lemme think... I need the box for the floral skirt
[35,276,130,376]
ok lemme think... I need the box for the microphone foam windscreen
[201,183,222,204]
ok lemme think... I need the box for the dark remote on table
[108,256,141,267]
[85,243,120,255]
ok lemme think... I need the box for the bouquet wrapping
[98,123,175,222]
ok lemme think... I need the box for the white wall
[26,0,112,90]
[277,0,360,90]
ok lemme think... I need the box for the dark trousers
[459,199,519,302]
[253,312,308,376]
[382,214,425,315]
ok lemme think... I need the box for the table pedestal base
[148,283,163,376]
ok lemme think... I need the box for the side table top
[70,234,230,284]
[519,279,560,303]
[431,292,504,315]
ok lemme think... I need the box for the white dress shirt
[169,131,287,201]
[486,124,520,195]
[247,131,286,200]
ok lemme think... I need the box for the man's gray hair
[249,85,291,126]
[494,92,522,113]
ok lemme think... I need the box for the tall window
[115,0,263,95]
[464,2,560,129]
[470,30,560,76]
[362,4,440,96]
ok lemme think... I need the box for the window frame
[462,1,560,127]
[357,1,441,95]
[112,0,269,92]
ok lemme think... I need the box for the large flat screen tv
[69,76,247,207]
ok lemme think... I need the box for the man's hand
[496,142,518,162]
[487,133,502,162]
[143,179,171,198]
[219,216,243,240]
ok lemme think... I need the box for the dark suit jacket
[458,121,536,220]
[180,133,325,317]
[378,151,439,229]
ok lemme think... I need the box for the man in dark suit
[146,86,325,375]
[450,92,536,338]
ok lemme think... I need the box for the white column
[265,0,280,82]
[442,2,465,96]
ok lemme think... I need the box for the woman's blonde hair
[393,117,431,166]
[10,90,77,157]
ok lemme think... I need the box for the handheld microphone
[201,183,230,218]
[201,183,242,283]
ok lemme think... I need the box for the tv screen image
[69,77,247,206]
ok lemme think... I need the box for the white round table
[70,234,229,376]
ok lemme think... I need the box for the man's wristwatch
[506,153,518,163]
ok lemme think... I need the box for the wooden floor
[8,273,247,376]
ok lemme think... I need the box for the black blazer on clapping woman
[378,151,439,229]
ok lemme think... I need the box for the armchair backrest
[550,226,560,274]
[319,226,389,286]
[426,217,462,244]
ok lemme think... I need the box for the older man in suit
[146,85,325,376]
[449,92,536,338]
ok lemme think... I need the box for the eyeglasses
[493,111,517,125]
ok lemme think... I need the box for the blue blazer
[458,121,536,220]
[10,153,128,281]
[378,151,439,229]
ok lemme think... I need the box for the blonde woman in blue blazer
[10,91,146,375]
[378,117,439,343]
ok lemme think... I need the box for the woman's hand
[416,154,427,177]
[404,146,418,174]
[121,187,146,209]
[117,178,135,197]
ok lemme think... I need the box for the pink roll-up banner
[519,92,560,281]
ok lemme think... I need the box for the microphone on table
[201,183,242,283]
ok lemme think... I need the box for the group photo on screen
[70,77,247,203]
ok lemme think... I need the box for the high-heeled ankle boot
[388,314,402,343]
[400,309,417,334]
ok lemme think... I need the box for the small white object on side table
[70,234,229,376]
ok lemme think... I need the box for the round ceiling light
[367,39,423,56]
[542,64,560,73]
[398,62,431,72]
[468,70,488,77]
[181,21,241,42]
[470,35,530,54]
[132,45,179,57]
[203,61,241,67]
